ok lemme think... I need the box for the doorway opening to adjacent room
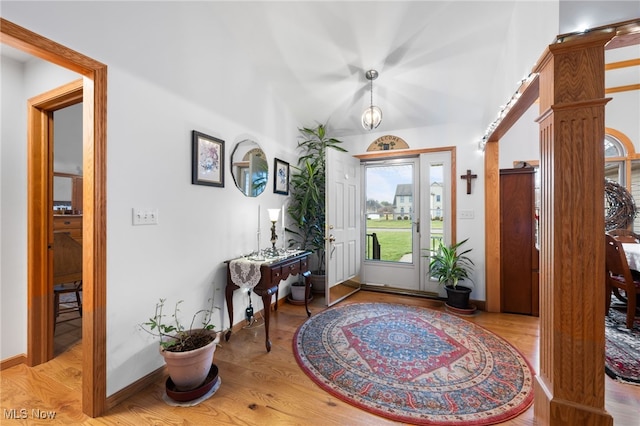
[2,17,108,417]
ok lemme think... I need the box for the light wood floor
[1,291,639,425]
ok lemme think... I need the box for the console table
[225,251,312,352]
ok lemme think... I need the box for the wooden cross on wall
[460,169,478,194]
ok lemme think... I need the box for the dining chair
[53,232,83,330]
[607,228,640,243]
[54,280,83,330]
[604,234,640,329]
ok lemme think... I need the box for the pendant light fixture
[362,69,382,130]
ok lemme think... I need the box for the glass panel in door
[362,159,420,290]
[420,151,452,295]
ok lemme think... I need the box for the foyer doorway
[361,150,453,295]
[2,17,108,417]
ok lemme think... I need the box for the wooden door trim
[2,18,108,417]
[27,80,84,363]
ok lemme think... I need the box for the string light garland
[477,19,640,152]
[477,72,537,151]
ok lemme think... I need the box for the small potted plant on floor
[425,238,475,312]
[141,296,221,392]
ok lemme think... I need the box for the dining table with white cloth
[622,242,640,271]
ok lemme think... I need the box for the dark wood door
[500,168,538,315]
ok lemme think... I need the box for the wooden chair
[607,228,640,243]
[53,232,83,329]
[54,280,82,328]
[604,234,640,328]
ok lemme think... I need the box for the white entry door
[361,158,420,290]
[362,151,452,294]
[325,148,361,306]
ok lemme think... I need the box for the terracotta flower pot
[160,331,220,391]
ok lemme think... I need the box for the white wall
[54,103,83,175]
[1,3,300,395]
[0,56,29,360]
[483,0,559,133]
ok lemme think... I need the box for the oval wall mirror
[231,139,268,197]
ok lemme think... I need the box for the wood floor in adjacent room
[1,291,639,425]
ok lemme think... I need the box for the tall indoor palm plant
[287,124,346,276]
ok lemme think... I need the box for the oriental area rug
[605,307,640,385]
[293,302,534,425]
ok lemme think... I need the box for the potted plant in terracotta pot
[141,296,221,392]
[286,123,347,294]
[425,238,475,312]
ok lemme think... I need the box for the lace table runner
[229,258,262,289]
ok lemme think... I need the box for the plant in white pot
[141,297,221,392]
[425,238,475,312]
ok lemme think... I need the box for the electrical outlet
[132,208,159,225]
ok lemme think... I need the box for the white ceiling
[217,1,533,136]
[2,2,638,139]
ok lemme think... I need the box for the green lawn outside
[366,219,443,229]
[370,231,412,261]
[365,219,444,261]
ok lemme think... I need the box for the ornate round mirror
[231,139,268,197]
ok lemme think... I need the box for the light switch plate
[459,209,474,219]
[132,208,159,225]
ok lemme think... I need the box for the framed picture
[192,130,224,187]
[274,158,289,195]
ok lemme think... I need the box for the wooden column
[533,31,613,425]
[484,141,500,312]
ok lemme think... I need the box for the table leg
[225,283,236,342]
[261,291,272,352]
[274,283,279,312]
[302,270,311,317]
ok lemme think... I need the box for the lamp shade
[361,105,382,130]
[267,208,281,222]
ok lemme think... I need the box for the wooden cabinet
[500,168,539,316]
[53,215,83,285]
[53,215,82,244]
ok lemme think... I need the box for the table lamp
[266,208,280,256]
